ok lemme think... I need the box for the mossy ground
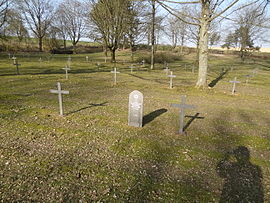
[0,51,270,202]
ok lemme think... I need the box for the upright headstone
[229,77,241,95]
[86,56,89,62]
[12,56,17,65]
[128,90,143,127]
[168,71,176,89]
[171,95,195,134]
[8,53,11,59]
[49,82,70,116]
[62,65,71,79]
[111,67,120,85]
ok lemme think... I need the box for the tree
[150,0,156,69]
[165,15,188,52]
[126,1,147,62]
[5,9,28,42]
[57,0,88,49]
[90,0,132,62]
[223,4,267,61]
[19,0,53,52]
[0,0,8,30]
[157,0,250,88]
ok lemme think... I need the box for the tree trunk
[150,0,156,70]
[39,37,43,52]
[111,49,116,62]
[196,3,210,88]
[63,38,66,50]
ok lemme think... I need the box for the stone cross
[164,64,170,75]
[244,74,252,84]
[67,56,71,68]
[111,67,120,85]
[192,65,195,73]
[252,68,258,76]
[62,65,71,79]
[142,59,145,67]
[128,90,143,127]
[171,95,195,134]
[229,77,241,95]
[12,56,17,65]
[49,82,69,116]
[129,65,135,73]
[13,60,21,75]
[168,71,176,89]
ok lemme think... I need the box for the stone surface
[171,95,195,134]
[128,90,143,127]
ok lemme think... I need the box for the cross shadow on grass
[208,69,229,88]
[66,102,108,115]
[143,108,167,126]
[183,113,204,132]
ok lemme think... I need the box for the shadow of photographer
[217,146,264,203]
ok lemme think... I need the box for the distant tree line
[0,0,269,87]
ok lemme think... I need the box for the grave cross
[142,59,145,67]
[62,66,71,79]
[229,77,241,95]
[67,56,71,68]
[129,65,135,73]
[168,71,176,89]
[164,64,170,75]
[111,67,120,85]
[192,65,195,73]
[244,74,252,84]
[171,95,195,134]
[13,60,21,75]
[252,68,258,77]
[49,82,69,116]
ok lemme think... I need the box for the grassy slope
[0,51,270,202]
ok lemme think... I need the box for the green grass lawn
[0,50,270,202]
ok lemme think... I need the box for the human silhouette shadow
[216,146,264,203]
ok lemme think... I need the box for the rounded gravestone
[128,90,143,127]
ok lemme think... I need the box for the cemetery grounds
[0,51,270,202]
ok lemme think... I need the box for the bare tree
[0,0,8,29]
[150,0,156,69]
[90,0,132,62]
[157,0,254,88]
[126,1,148,62]
[223,4,268,60]
[5,9,28,42]
[53,9,69,49]
[57,0,88,50]
[19,0,53,52]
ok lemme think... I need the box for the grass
[0,50,270,202]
